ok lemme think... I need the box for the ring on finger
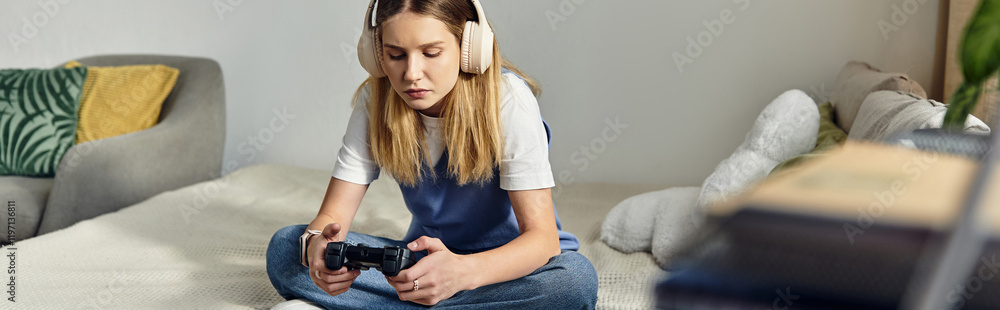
[413,279,419,291]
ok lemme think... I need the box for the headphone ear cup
[357,27,386,78]
[357,0,385,78]
[460,20,494,74]
[461,21,475,74]
[478,24,494,73]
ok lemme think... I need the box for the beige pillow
[831,61,927,133]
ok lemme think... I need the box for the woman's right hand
[309,223,362,296]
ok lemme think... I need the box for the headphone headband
[469,0,489,30]
[357,0,494,77]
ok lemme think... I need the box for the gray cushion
[972,74,998,126]
[849,90,991,141]
[0,176,54,244]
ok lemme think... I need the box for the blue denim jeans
[266,225,598,309]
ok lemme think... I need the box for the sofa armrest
[36,55,226,235]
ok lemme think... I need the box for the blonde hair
[351,0,540,186]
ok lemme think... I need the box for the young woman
[266,0,597,308]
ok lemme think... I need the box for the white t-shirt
[331,72,555,191]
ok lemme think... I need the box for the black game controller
[325,242,416,276]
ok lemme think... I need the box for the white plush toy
[601,89,819,270]
[697,89,819,210]
[601,187,702,254]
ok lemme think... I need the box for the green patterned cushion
[0,67,87,177]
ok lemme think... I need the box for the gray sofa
[1,54,226,244]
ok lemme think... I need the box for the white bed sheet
[2,164,665,309]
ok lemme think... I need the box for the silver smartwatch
[299,229,322,267]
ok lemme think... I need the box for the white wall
[0,0,941,187]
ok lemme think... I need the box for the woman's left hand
[385,236,476,306]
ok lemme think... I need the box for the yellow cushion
[65,60,179,144]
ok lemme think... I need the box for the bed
[3,164,666,309]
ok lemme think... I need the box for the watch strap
[300,229,322,267]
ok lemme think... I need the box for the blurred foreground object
[657,140,1000,309]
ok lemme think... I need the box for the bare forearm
[308,177,367,241]
[457,188,563,289]
[462,226,560,289]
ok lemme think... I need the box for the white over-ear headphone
[357,0,495,78]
